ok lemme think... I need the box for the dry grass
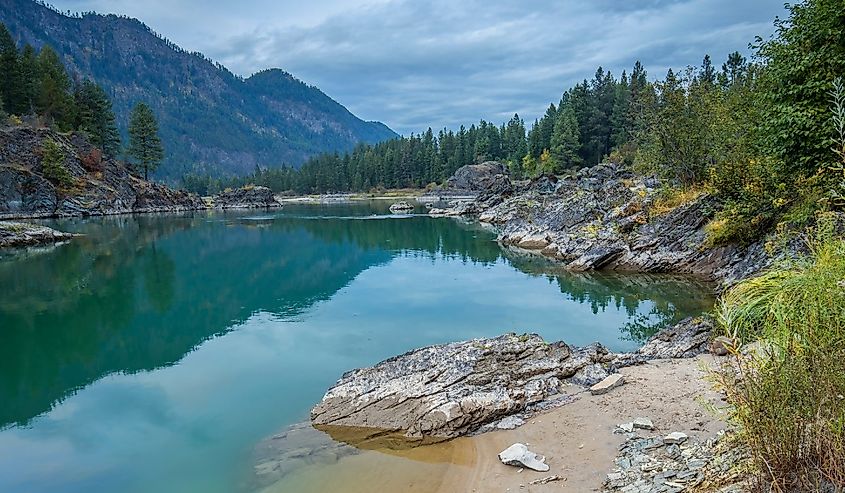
[649,186,706,218]
[714,214,845,491]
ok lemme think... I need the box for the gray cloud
[52,0,786,134]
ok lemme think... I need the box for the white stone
[590,373,624,395]
[663,432,688,445]
[498,443,550,472]
[632,417,654,430]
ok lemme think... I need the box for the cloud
[51,0,786,135]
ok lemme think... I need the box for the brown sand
[261,355,727,493]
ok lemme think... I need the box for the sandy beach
[258,355,727,493]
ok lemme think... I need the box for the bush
[40,138,74,187]
[79,147,103,172]
[715,215,845,490]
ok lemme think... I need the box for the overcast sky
[50,0,786,135]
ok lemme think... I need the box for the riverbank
[255,353,727,493]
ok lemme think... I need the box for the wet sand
[258,355,727,493]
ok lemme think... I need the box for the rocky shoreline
[0,126,286,221]
[424,161,781,288]
[0,220,77,247]
[309,317,715,445]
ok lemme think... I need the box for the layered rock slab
[310,333,610,440]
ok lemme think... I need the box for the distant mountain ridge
[0,0,397,179]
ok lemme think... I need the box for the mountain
[0,0,398,179]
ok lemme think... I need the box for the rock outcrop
[0,125,205,219]
[0,220,76,247]
[311,314,721,444]
[431,161,777,286]
[311,333,612,441]
[212,185,280,209]
[446,161,508,191]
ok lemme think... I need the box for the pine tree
[0,23,23,114]
[700,55,716,87]
[74,80,121,156]
[550,101,582,172]
[18,44,38,114]
[35,46,73,128]
[128,102,164,180]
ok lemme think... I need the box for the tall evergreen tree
[35,46,73,128]
[550,101,582,171]
[18,44,38,114]
[0,23,23,114]
[128,102,164,180]
[700,54,717,87]
[74,80,121,156]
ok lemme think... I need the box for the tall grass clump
[716,214,845,491]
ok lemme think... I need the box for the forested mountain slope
[0,0,397,179]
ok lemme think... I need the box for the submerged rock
[310,333,610,440]
[498,443,550,472]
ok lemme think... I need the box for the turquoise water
[0,202,714,493]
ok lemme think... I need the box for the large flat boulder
[310,333,610,441]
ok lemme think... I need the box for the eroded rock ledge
[311,317,713,443]
[427,161,778,287]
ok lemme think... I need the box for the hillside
[0,123,204,217]
[0,0,397,179]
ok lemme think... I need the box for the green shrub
[40,138,73,187]
[715,214,845,490]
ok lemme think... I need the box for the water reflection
[0,203,715,493]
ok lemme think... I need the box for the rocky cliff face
[0,125,204,218]
[431,162,774,286]
[0,0,397,179]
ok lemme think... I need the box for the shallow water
[0,201,714,493]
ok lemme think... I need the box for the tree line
[198,0,842,247]
[190,53,751,195]
[0,22,164,180]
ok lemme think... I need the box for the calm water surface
[0,202,714,493]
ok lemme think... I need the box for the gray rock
[590,374,625,395]
[388,201,414,213]
[446,161,507,191]
[311,333,610,441]
[213,186,280,209]
[0,221,76,247]
[632,418,654,430]
[498,443,550,472]
[495,415,526,430]
[664,432,688,445]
